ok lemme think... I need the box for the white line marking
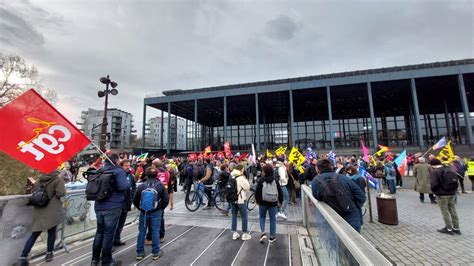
[190,225,229,266]
[263,240,271,266]
[62,231,139,265]
[133,226,196,266]
[230,225,253,266]
[288,232,292,266]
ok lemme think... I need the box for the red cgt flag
[0,89,91,173]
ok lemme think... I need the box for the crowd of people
[17,148,472,265]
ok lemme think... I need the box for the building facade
[79,108,135,152]
[146,116,187,150]
[143,59,474,154]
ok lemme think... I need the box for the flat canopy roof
[145,59,474,126]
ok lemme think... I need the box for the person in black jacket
[255,164,283,243]
[430,159,460,235]
[134,167,169,261]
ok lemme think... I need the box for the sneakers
[45,252,54,262]
[241,233,252,241]
[152,250,163,260]
[145,239,152,245]
[453,228,462,235]
[437,227,454,235]
[160,237,165,243]
[136,254,144,260]
[431,200,438,204]
[396,186,401,189]
[18,257,28,266]
[277,212,288,220]
[259,233,267,243]
[203,206,212,210]
[232,232,240,240]
[269,236,276,243]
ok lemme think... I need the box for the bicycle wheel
[214,191,228,211]
[185,185,201,212]
[247,192,257,211]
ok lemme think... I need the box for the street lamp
[98,75,118,152]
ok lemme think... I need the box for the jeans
[396,175,402,187]
[231,203,248,233]
[114,209,128,243]
[438,195,459,229]
[387,179,396,194]
[147,209,165,240]
[458,177,465,192]
[259,205,277,237]
[279,185,289,214]
[21,226,57,257]
[92,208,122,264]
[137,210,163,255]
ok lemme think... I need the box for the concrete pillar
[289,90,295,147]
[367,82,378,148]
[327,86,335,150]
[410,78,424,147]
[457,73,473,145]
[224,96,227,143]
[141,104,146,152]
[194,99,198,152]
[255,93,260,152]
[167,102,171,155]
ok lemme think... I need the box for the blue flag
[359,166,379,189]
[327,150,336,166]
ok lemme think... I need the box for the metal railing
[57,189,138,252]
[301,185,392,265]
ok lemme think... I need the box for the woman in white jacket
[230,164,251,241]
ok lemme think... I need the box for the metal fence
[57,189,138,252]
[301,185,392,265]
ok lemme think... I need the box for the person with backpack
[134,167,169,261]
[430,158,461,235]
[255,164,283,243]
[18,170,66,266]
[91,153,130,266]
[229,164,251,241]
[147,160,169,245]
[312,159,366,232]
[384,161,397,194]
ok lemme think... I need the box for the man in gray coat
[414,157,436,203]
[18,170,66,265]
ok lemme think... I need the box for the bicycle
[185,180,227,212]
[246,186,257,211]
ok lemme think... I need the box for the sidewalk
[361,177,474,265]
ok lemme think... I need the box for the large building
[78,108,136,153]
[143,59,474,155]
[146,116,187,150]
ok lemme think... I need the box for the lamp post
[98,75,118,152]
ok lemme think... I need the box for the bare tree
[0,52,57,107]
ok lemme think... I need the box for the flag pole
[421,147,432,158]
[366,179,373,223]
[90,142,114,164]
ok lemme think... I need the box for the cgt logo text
[17,118,71,161]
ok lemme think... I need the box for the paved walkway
[361,177,474,265]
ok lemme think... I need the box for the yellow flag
[266,149,273,158]
[437,141,454,163]
[275,146,287,157]
[288,147,305,167]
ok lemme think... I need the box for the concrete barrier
[301,185,392,265]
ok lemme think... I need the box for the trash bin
[376,195,398,225]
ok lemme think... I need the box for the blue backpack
[140,181,160,212]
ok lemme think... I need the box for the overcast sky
[1,0,473,137]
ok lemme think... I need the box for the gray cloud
[0,0,472,137]
[0,7,44,46]
[265,15,300,41]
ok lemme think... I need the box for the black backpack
[316,174,353,215]
[225,177,241,203]
[84,169,115,201]
[28,180,53,208]
[442,167,459,192]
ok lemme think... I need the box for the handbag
[293,179,301,190]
